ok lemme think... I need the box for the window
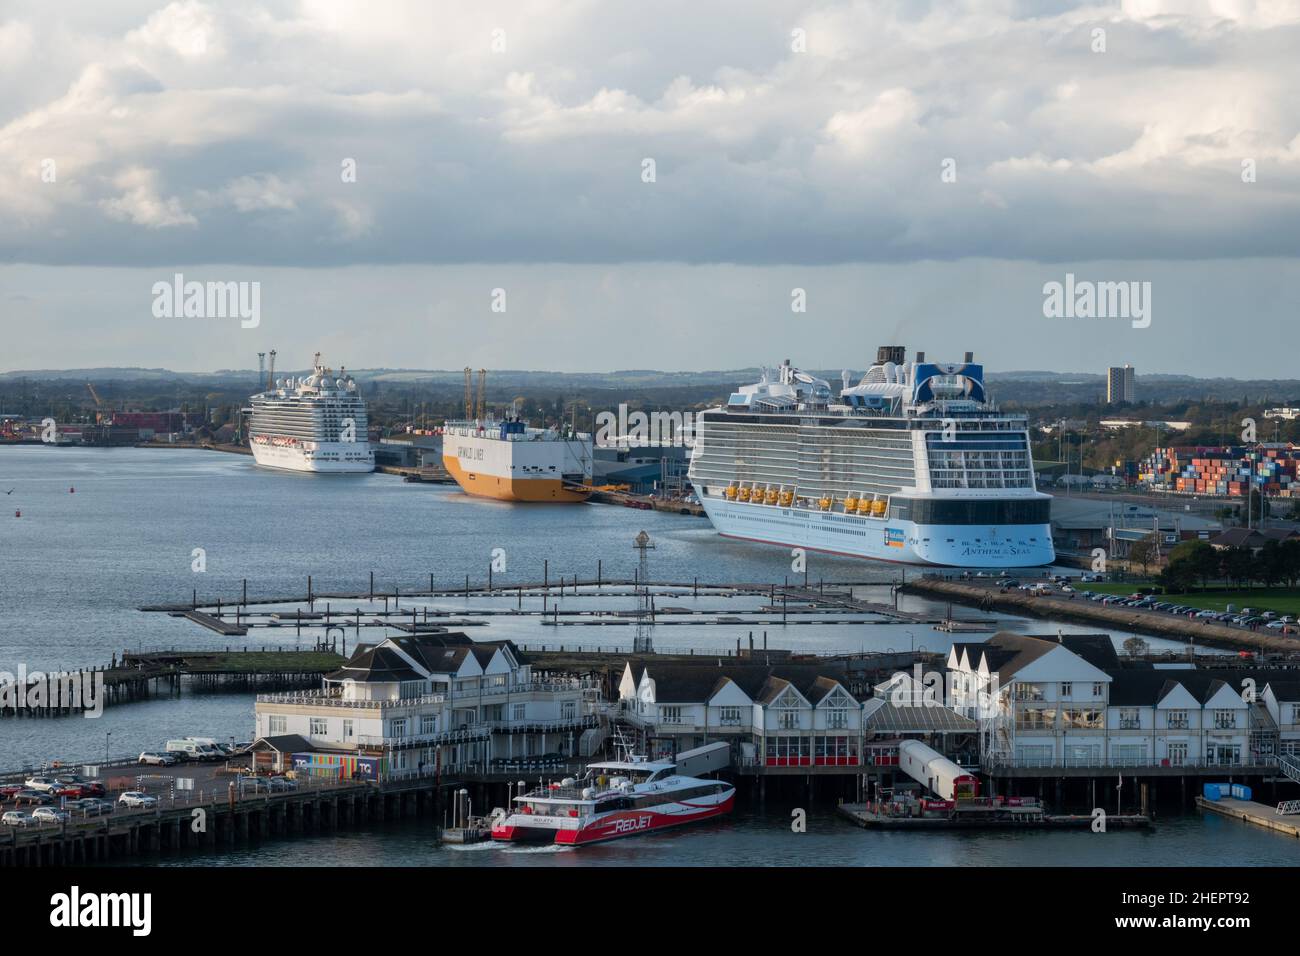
[342,719,354,740]
[1118,709,1140,730]
[778,711,799,729]
[661,706,683,725]
[1291,704,1300,724]
[719,706,743,725]
[512,703,526,722]
[268,715,287,735]
[1167,710,1189,730]
[1014,683,1045,702]
[562,701,577,720]
[1092,683,1104,697]
[390,718,408,738]
[309,718,328,736]
[827,709,849,729]
[420,715,437,735]
[1060,682,1072,698]
[1213,710,1236,730]
[1063,708,1102,730]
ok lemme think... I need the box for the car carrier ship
[686,346,1054,567]
[442,418,593,502]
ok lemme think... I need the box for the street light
[105,730,111,765]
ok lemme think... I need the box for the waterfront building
[1261,680,1300,758]
[253,632,594,776]
[948,632,1278,771]
[617,662,865,770]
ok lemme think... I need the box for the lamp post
[105,730,111,765]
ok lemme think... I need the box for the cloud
[0,0,1295,267]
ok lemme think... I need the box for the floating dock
[837,802,1152,830]
[1196,796,1300,838]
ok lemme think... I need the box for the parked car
[138,751,177,766]
[31,807,70,824]
[77,782,107,798]
[1266,620,1288,629]
[1,810,34,827]
[0,784,25,800]
[117,791,158,809]
[237,776,271,793]
[23,776,60,793]
[13,789,53,806]
[69,798,113,817]
[54,784,86,798]
[267,776,297,792]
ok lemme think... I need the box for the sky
[1,0,1298,375]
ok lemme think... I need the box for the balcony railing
[256,690,446,711]
[982,754,1276,770]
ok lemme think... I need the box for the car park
[1,810,34,827]
[31,807,70,824]
[117,791,158,809]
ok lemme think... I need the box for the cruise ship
[687,346,1054,567]
[442,419,592,501]
[247,356,374,474]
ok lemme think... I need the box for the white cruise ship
[248,356,374,474]
[687,347,1054,567]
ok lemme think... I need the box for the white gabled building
[1261,680,1300,759]
[947,633,1113,768]
[618,662,864,769]
[948,632,1276,770]
[253,632,593,776]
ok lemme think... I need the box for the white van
[164,740,205,760]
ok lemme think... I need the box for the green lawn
[1083,583,1300,616]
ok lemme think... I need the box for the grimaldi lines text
[687,346,1054,567]
[248,356,374,474]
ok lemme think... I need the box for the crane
[266,350,277,391]
[463,367,473,421]
[476,369,486,421]
[85,383,106,424]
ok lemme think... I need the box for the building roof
[862,699,977,734]
[251,734,312,754]
[1209,527,1300,549]
[326,632,524,682]
[968,633,1059,681]
[1264,679,1300,701]
[640,662,857,706]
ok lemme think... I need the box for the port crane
[266,349,277,391]
[85,382,107,424]
[476,368,486,421]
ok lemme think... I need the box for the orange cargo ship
[442,420,593,502]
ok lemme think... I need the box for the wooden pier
[1196,796,1300,838]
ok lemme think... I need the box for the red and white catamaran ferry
[490,754,735,846]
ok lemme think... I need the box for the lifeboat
[844,496,859,513]
[870,499,887,516]
[778,490,793,506]
[855,498,872,514]
[764,488,779,504]
[724,486,738,499]
[818,497,832,511]
[737,487,751,502]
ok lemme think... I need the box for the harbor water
[1,446,1295,866]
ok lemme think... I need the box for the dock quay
[901,576,1300,656]
[1195,796,1300,838]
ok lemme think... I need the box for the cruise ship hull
[699,496,1054,567]
[250,439,374,474]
